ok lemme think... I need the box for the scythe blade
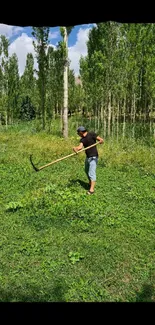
[29,154,39,172]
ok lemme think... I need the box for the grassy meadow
[0,119,155,302]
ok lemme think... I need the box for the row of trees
[80,22,155,137]
[0,27,84,136]
[0,23,155,138]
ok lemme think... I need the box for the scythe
[30,141,100,172]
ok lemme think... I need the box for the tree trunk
[43,81,46,130]
[94,103,97,132]
[97,104,100,131]
[61,107,63,133]
[55,101,58,117]
[40,77,46,130]
[104,107,107,138]
[123,97,126,138]
[108,91,111,137]
[112,99,115,138]
[101,103,104,127]
[116,101,119,141]
[132,93,136,138]
[62,27,68,138]
[153,122,155,140]
[5,112,8,129]
[149,99,153,136]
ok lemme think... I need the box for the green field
[0,122,155,302]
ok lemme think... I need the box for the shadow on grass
[0,279,67,302]
[67,179,89,190]
[136,283,155,302]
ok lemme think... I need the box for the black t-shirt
[80,131,98,158]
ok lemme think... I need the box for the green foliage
[0,35,9,124]
[19,96,36,121]
[32,27,50,129]
[80,22,155,132]
[68,251,84,264]
[60,26,74,38]
[8,53,20,121]
[6,201,24,212]
[60,27,65,38]
[19,53,37,118]
[1,23,155,138]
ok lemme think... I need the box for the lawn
[0,122,155,302]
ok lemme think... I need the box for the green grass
[0,122,155,302]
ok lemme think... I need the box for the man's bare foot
[87,190,94,195]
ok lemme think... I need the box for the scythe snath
[29,142,100,172]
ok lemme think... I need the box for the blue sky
[9,24,93,46]
[0,23,95,76]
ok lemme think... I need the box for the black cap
[77,126,86,132]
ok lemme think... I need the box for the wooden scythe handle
[30,141,100,172]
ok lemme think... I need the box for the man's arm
[96,135,104,144]
[73,142,83,153]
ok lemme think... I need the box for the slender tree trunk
[149,99,153,136]
[130,92,133,124]
[52,103,55,119]
[143,92,147,124]
[116,101,119,141]
[62,27,68,138]
[101,102,104,127]
[112,99,115,138]
[108,90,111,137]
[5,112,8,129]
[123,96,126,138]
[94,103,97,132]
[144,93,148,122]
[42,80,46,129]
[104,107,107,138]
[153,121,155,140]
[97,104,100,131]
[132,93,136,138]
[61,107,63,133]
[55,101,58,116]
[11,109,13,125]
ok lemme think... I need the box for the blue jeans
[85,156,98,182]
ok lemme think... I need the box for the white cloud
[0,24,23,38]
[68,27,91,76]
[9,33,37,75]
[6,26,92,77]
[81,23,97,28]
[8,33,56,76]
[49,31,59,40]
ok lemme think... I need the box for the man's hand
[97,136,104,144]
[73,143,83,153]
[73,147,78,153]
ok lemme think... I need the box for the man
[73,126,104,194]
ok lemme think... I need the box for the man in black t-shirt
[73,126,104,194]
